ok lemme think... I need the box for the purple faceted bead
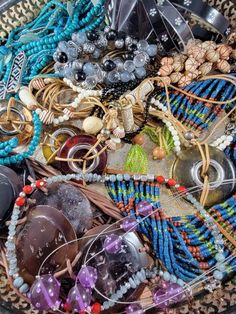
[153,286,169,309]
[167,283,184,303]
[78,265,98,288]
[103,233,122,254]
[136,201,153,216]
[28,274,61,311]
[67,283,91,312]
[125,303,144,314]
[121,217,138,232]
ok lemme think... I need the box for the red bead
[63,302,71,312]
[177,186,186,194]
[91,302,101,314]
[156,176,165,184]
[35,179,46,189]
[15,197,26,206]
[23,185,33,194]
[167,178,176,187]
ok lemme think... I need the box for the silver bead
[101,128,110,137]
[115,38,124,49]
[83,42,95,54]
[95,35,108,49]
[184,131,194,140]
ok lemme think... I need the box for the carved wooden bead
[31,78,46,90]
[188,46,206,61]
[39,110,54,124]
[160,57,174,66]
[172,61,184,72]
[202,41,217,50]
[159,76,171,87]
[199,62,213,75]
[185,57,198,72]
[216,44,233,60]
[187,70,200,80]
[231,49,236,60]
[217,60,231,73]
[178,75,192,87]
[113,126,125,138]
[205,50,220,63]
[158,65,173,76]
[170,72,183,83]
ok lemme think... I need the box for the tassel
[124,144,148,173]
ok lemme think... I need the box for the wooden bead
[172,61,184,72]
[188,46,206,61]
[202,41,217,50]
[159,76,171,87]
[160,57,174,66]
[187,71,199,80]
[158,65,173,76]
[199,62,213,75]
[178,75,192,87]
[170,72,183,83]
[217,60,231,73]
[216,44,232,60]
[152,147,166,160]
[82,116,103,134]
[31,78,46,90]
[185,57,198,72]
[133,134,144,145]
[205,49,220,63]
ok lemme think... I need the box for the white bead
[58,116,64,122]
[35,108,42,114]
[174,146,181,152]
[54,118,59,125]
[162,119,168,124]
[162,106,167,112]
[218,143,225,150]
[227,135,233,141]
[173,135,179,141]
[166,121,172,127]
[64,115,69,121]
[175,140,181,146]
[221,135,227,141]
[72,103,78,108]
[224,140,231,146]
[169,126,175,132]
[171,129,178,135]
[151,98,155,104]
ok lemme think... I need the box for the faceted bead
[121,217,137,232]
[86,31,99,41]
[64,66,75,79]
[137,40,149,51]
[15,197,25,206]
[75,70,86,81]
[167,283,184,303]
[83,42,96,54]
[146,44,158,57]
[213,270,224,280]
[67,283,91,312]
[92,48,101,59]
[106,30,118,41]
[78,265,98,288]
[157,176,165,184]
[83,63,95,75]
[58,41,68,52]
[13,276,24,288]
[29,275,60,310]
[167,178,176,187]
[125,303,144,314]
[124,60,135,72]
[76,32,87,45]
[72,60,83,70]
[136,201,153,216]
[135,67,146,78]
[103,234,122,254]
[53,51,68,63]
[153,286,169,309]
[103,60,116,71]
[128,44,137,52]
[84,76,98,89]
[120,71,131,82]
[91,302,102,314]
[23,185,33,194]
[133,52,146,67]
[215,253,225,262]
[115,39,124,49]
[35,180,46,189]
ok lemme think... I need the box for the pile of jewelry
[0,0,235,314]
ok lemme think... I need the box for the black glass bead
[74,71,86,81]
[127,44,137,52]
[106,30,118,41]
[123,52,134,60]
[86,31,99,41]
[56,51,68,63]
[103,60,116,71]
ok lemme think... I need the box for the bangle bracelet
[172,0,231,37]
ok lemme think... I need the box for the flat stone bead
[13,277,24,288]
[19,283,29,294]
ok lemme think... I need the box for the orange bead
[156,176,165,184]
[152,147,166,160]
[15,197,26,206]
[132,134,144,145]
[91,302,102,314]
[167,178,176,187]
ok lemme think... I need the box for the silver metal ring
[0,106,25,135]
[191,159,225,189]
[67,144,99,173]
[50,128,77,153]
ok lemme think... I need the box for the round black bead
[103,60,116,71]
[106,30,118,41]
[127,44,137,52]
[56,51,68,63]
[86,31,99,41]
[74,71,86,81]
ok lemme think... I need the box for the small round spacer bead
[35,179,46,189]
[31,183,36,188]
[23,185,33,194]
[19,192,26,198]
[15,197,26,206]
[167,178,177,187]
[156,176,165,184]
[177,186,187,194]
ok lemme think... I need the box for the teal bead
[19,283,29,294]
[163,271,171,281]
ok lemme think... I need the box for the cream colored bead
[19,86,37,110]
[216,44,232,60]
[82,116,103,134]
[160,57,174,66]
[158,65,173,76]
[178,75,192,87]
[39,110,54,125]
[202,41,217,50]
[172,61,184,72]
[170,72,183,83]
[31,78,45,90]
[217,60,231,73]
[205,50,220,62]
[185,57,198,72]
[231,49,236,59]
[159,76,171,87]
[199,62,213,75]
[113,126,125,138]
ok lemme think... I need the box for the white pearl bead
[166,121,172,127]
[64,115,69,121]
[58,116,64,122]
[151,98,155,104]
[175,140,181,146]
[171,130,178,135]
[169,126,175,132]
[221,135,227,141]
[35,108,42,114]
[162,107,167,112]
[54,118,59,125]
[218,143,225,150]
[173,135,179,141]
[227,135,233,141]
[174,146,181,152]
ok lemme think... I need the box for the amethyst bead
[136,201,153,216]
[103,233,122,254]
[67,283,91,312]
[153,286,169,309]
[125,303,144,314]
[28,274,61,311]
[121,217,138,232]
[78,265,98,288]
[167,283,184,303]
